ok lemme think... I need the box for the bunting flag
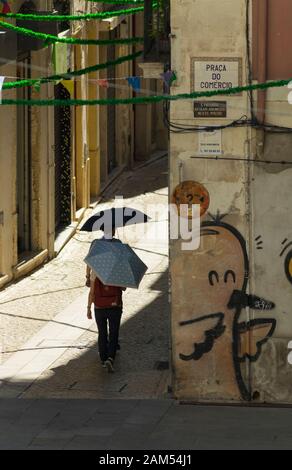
[0,76,5,104]
[53,42,68,77]
[2,76,292,107]
[61,79,74,97]
[127,76,141,92]
[33,81,41,93]
[97,79,109,88]
[161,70,177,90]
[0,0,11,14]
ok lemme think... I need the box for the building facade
[170,0,292,404]
[0,0,166,288]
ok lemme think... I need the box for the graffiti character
[178,215,276,401]
[172,181,210,218]
[280,238,292,285]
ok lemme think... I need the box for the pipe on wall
[256,0,268,125]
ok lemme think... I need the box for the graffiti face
[281,242,292,285]
[257,235,292,286]
[284,251,292,285]
[253,171,292,316]
[247,168,292,401]
[172,181,210,218]
[200,224,247,312]
[177,218,276,401]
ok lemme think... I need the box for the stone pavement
[0,156,170,399]
[1,398,292,449]
[1,155,292,450]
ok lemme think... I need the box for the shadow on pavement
[101,156,168,202]
[0,155,170,400]
[0,270,170,400]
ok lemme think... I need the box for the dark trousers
[94,307,122,362]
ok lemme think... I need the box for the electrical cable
[190,155,292,165]
[163,0,292,134]
[164,101,292,133]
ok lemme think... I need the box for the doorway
[54,83,72,231]
[16,54,32,257]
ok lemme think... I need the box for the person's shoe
[105,357,114,373]
[101,361,107,368]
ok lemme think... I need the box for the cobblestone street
[0,156,170,399]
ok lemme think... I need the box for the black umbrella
[80,207,150,232]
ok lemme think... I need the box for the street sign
[194,101,227,118]
[191,57,242,94]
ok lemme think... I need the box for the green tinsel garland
[2,51,142,91]
[86,0,143,3]
[0,20,143,45]
[87,0,144,5]
[0,4,149,21]
[1,77,292,106]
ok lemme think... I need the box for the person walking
[86,228,125,373]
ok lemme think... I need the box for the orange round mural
[171,181,210,218]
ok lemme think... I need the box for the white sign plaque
[191,57,242,93]
[199,130,222,156]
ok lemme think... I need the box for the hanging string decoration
[0,76,5,104]
[0,3,154,21]
[86,1,144,3]
[97,79,109,88]
[1,77,292,106]
[0,0,11,14]
[127,76,141,92]
[161,70,176,86]
[0,20,143,46]
[3,51,143,91]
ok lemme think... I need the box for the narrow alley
[0,156,170,399]
[2,0,292,453]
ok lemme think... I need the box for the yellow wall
[87,21,101,198]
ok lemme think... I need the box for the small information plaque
[199,130,222,155]
[194,101,227,118]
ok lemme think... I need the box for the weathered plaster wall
[115,19,134,169]
[170,0,254,403]
[30,46,55,254]
[249,97,292,402]
[0,0,54,285]
[88,21,101,198]
[0,66,17,282]
[170,0,292,404]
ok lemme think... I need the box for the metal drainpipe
[255,0,268,160]
[257,0,268,125]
